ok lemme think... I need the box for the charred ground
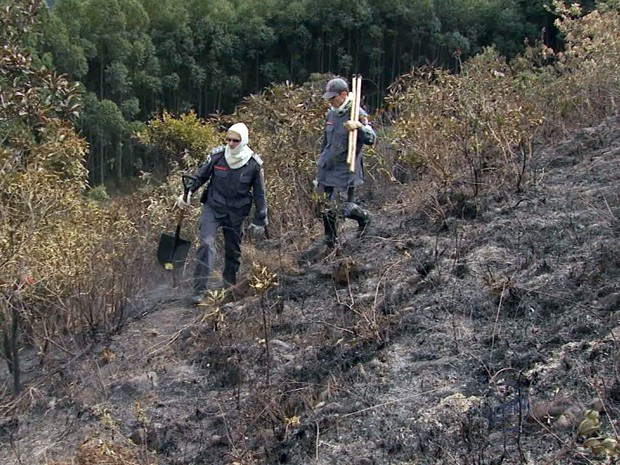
[0,117,619,465]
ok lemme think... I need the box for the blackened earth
[1,117,619,465]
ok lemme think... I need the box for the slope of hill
[0,116,619,464]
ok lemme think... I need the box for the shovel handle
[174,210,185,235]
[175,174,197,231]
[182,174,197,194]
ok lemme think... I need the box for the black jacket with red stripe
[189,146,268,226]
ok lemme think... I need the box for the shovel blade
[157,233,191,270]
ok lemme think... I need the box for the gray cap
[322,78,349,99]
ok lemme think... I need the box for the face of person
[328,91,348,108]
[225,131,242,147]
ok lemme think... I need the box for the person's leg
[193,205,220,295]
[321,186,338,247]
[322,209,338,247]
[222,219,244,286]
[347,186,355,203]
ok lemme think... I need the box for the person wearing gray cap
[316,77,377,247]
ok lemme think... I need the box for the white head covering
[225,123,253,169]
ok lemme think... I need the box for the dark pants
[318,185,369,246]
[321,186,356,203]
[193,204,244,293]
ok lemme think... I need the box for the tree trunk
[99,49,104,101]
[255,56,260,93]
[100,141,105,185]
[117,140,122,182]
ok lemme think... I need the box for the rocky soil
[0,117,619,465]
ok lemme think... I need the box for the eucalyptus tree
[78,93,125,184]
[48,0,96,73]
[367,0,427,81]
[34,6,88,79]
[141,0,198,113]
[437,0,552,61]
[35,0,565,185]
[187,0,240,114]
[235,0,278,93]
[268,0,312,82]
[306,0,352,73]
[47,0,152,183]
[364,0,438,94]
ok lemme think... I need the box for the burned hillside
[1,115,618,465]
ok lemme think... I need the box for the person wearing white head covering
[224,123,253,169]
[175,123,268,304]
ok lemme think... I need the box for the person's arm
[357,111,376,146]
[251,161,268,226]
[319,125,328,154]
[344,110,376,146]
[176,150,218,208]
[189,148,222,193]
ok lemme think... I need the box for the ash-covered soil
[1,117,619,465]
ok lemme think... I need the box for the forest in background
[6,0,596,187]
[2,0,620,402]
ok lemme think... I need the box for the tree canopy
[11,0,589,186]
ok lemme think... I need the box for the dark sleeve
[189,151,218,193]
[319,111,329,154]
[357,109,376,146]
[251,163,268,226]
[319,129,327,154]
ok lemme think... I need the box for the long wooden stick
[347,76,356,170]
[347,76,360,171]
[347,75,362,172]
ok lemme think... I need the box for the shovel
[156,175,195,270]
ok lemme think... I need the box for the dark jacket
[189,147,268,226]
[317,101,376,189]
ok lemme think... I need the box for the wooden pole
[347,75,362,172]
[347,75,356,170]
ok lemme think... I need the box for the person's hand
[175,192,191,209]
[247,223,266,240]
[344,120,363,131]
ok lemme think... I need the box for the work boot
[222,272,236,288]
[190,290,205,306]
[344,203,372,237]
[356,210,372,237]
